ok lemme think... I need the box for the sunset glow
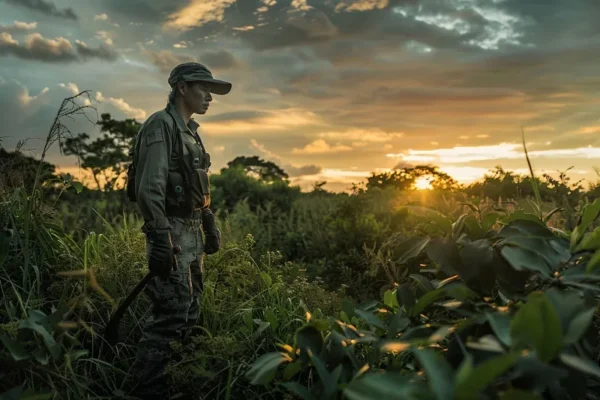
[1,0,598,193]
[413,176,433,191]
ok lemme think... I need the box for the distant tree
[0,147,57,193]
[366,165,458,191]
[60,113,140,190]
[226,155,289,181]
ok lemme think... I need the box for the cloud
[335,0,389,13]
[387,143,600,164]
[233,25,254,31]
[145,49,195,73]
[249,138,322,177]
[201,108,324,134]
[163,0,237,32]
[94,13,109,21]
[96,91,147,120]
[58,82,79,95]
[4,0,77,20]
[291,0,312,12]
[95,31,113,46]
[0,33,118,63]
[0,21,38,32]
[317,128,404,143]
[292,139,353,154]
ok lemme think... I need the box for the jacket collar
[166,101,199,133]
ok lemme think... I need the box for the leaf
[500,245,552,278]
[452,213,469,240]
[412,348,454,400]
[510,292,563,363]
[411,287,447,317]
[283,360,303,380]
[564,307,595,345]
[344,372,427,400]
[576,227,600,252]
[260,272,272,287]
[499,218,553,239]
[0,228,12,267]
[395,283,415,312]
[18,310,61,360]
[243,310,253,330]
[386,312,410,339]
[265,309,278,331]
[383,290,399,309]
[354,309,385,330]
[71,181,83,194]
[282,382,317,400]
[501,211,544,226]
[0,335,30,361]
[409,274,435,293]
[426,238,462,275]
[245,352,288,385]
[252,320,271,339]
[296,325,324,363]
[392,236,431,264]
[586,249,600,274]
[455,352,518,400]
[464,215,484,239]
[559,353,600,379]
[571,198,600,251]
[486,312,511,346]
[482,212,500,231]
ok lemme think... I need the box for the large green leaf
[455,353,518,400]
[245,352,288,385]
[412,348,455,400]
[510,292,563,363]
[426,238,462,276]
[500,245,552,278]
[411,287,447,317]
[559,353,600,379]
[395,283,416,312]
[459,240,496,294]
[354,309,385,330]
[392,236,431,264]
[344,372,430,400]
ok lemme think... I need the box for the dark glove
[202,208,221,255]
[146,230,180,278]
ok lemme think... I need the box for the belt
[166,207,203,220]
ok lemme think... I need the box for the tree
[366,165,458,191]
[60,113,140,190]
[0,147,57,193]
[226,156,289,182]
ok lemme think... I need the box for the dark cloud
[0,33,118,63]
[284,163,322,177]
[145,49,196,73]
[203,110,270,123]
[4,0,77,20]
[201,50,239,70]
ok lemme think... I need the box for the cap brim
[200,78,232,95]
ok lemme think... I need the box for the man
[128,62,231,399]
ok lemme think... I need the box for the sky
[0,0,599,192]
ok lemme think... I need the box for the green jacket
[133,101,205,231]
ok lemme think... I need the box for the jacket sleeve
[134,118,173,231]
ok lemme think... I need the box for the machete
[103,245,181,346]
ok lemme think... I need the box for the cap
[168,62,232,95]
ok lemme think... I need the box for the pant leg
[183,219,205,338]
[130,217,196,399]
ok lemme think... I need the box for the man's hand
[202,208,221,254]
[146,230,181,278]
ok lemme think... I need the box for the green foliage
[247,211,600,399]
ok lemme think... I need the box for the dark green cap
[168,62,232,95]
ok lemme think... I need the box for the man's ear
[177,81,186,96]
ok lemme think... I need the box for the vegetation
[1,94,600,399]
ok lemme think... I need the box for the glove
[202,208,221,255]
[146,230,180,278]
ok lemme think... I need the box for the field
[2,98,600,400]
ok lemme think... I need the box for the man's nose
[206,92,212,102]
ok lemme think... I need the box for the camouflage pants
[130,216,204,399]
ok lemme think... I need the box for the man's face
[180,81,212,115]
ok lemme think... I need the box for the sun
[414,176,433,190]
